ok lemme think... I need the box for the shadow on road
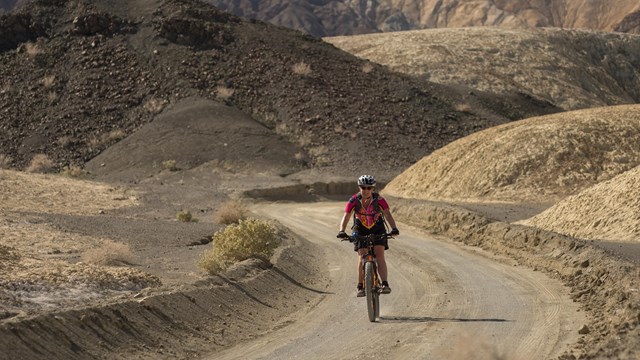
[272,266,334,295]
[379,316,512,323]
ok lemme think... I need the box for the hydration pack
[352,192,385,228]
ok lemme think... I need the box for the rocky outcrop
[71,13,137,36]
[615,10,640,34]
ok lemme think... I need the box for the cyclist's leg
[357,250,365,285]
[374,245,387,282]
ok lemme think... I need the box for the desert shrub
[26,153,54,173]
[61,165,90,179]
[292,61,311,76]
[162,159,178,171]
[82,240,133,266]
[47,91,58,103]
[214,200,248,225]
[57,136,72,147]
[143,97,167,114]
[0,154,12,169]
[177,210,197,222]
[24,42,42,58]
[42,74,55,88]
[198,219,281,274]
[362,62,374,73]
[88,130,126,149]
[454,102,472,113]
[216,85,235,100]
[107,129,125,142]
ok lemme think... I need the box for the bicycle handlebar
[340,233,395,242]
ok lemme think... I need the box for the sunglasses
[359,186,374,190]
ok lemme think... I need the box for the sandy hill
[0,0,559,180]
[383,104,640,203]
[325,27,640,111]
[518,165,640,243]
[206,0,640,37]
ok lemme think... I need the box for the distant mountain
[206,0,640,37]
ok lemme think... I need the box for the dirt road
[204,202,585,360]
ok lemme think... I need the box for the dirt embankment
[390,198,639,359]
[0,225,329,360]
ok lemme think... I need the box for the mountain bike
[342,232,394,322]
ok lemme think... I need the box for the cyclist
[337,175,399,297]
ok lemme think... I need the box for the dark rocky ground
[0,0,560,181]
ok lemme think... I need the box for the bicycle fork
[363,255,381,293]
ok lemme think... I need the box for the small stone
[580,260,589,268]
[578,325,590,334]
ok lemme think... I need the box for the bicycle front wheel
[364,261,376,322]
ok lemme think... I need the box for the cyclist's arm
[383,208,397,230]
[339,210,352,232]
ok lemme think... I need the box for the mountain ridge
[206,0,640,37]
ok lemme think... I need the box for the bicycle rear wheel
[364,261,376,322]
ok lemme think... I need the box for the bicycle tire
[365,261,376,322]
[374,281,380,319]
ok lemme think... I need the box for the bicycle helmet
[357,175,376,187]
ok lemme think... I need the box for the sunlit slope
[518,165,640,242]
[325,27,640,110]
[383,105,640,203]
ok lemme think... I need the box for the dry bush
[61,165,90,179]
[198,219,281,274]
[216,85,235,100]
[87,130,126,149]
[24,42,42,58]
[0,154,12,169]
[162,159,178,171]
[107,129,125,142]
[292,61,312,76]
[143,97,167,114]
[454,102,472,113]
[275,122,289,136]
[214,200,248,225]
[47,91,58,103]
[88,136,101,149]
[298,131,313,147]
[362,62,374,73]
[177,210,197,222]
[82,240,133,266]
[26,153,54,173]
[42,75,55,88]
[57,136,72,147]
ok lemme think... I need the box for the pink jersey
[345,193,389,229]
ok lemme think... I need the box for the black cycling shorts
[352,231,389,252]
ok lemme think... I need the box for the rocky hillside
[206,0,640,37]
[0,0,558,178]
[326,27,640,111]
